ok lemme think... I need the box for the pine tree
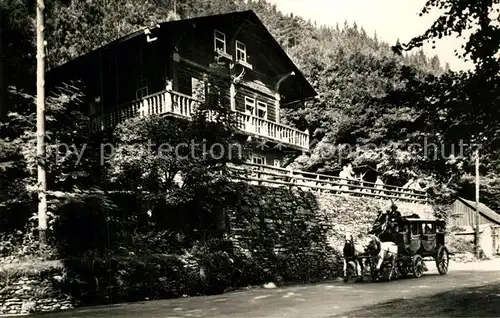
[444,62,450,72]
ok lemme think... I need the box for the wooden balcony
[91,89,310,151]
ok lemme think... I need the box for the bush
[61,239,269,305]
[0,257,63,281]
[448,235,475,254]
[60,237,344,306]
[274,249,340,284]
[62,251,198,305]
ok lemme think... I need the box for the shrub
[0,257,63,281]
[448,235,475,254]
[61,236,335,306]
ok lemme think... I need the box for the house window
[252,155,266,165]
[236,40,247,62]
[136,77,149,99]
[191,77,206,101]
[257,101,267,119]
[245,96,255,115]
[214,30,226,53]
[273,159,280,167]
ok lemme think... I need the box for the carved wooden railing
[235,112,309,150]
[230,163,428,203]
[90,89,309,150]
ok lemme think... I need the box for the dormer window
[251,155,266,165]
[236,40,247,62]
[214,30,226,53]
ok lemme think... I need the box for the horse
[366,234,398,281]
[342,234,365,281]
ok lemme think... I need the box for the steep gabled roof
[457,197,500,225]
[48,10,317,100]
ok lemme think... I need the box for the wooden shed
[449,197,500,257]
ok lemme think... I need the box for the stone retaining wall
[227,185,432,257]
[0,261,75,315]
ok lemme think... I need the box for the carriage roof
[399,218,446,227]
[402,218,444,223]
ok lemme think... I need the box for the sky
[269,0,473,71]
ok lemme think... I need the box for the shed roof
[456,197,500,225]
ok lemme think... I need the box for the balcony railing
[91,89,310,150]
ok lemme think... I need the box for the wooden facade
[46,10,316,160]
[449,197,500,228]
[449,197,500,257]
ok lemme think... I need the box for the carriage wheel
[436,245,449,275]
[398,259,410,278]
[412,255,424,278]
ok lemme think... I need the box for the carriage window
[424,223,435,234]
[436,223,444,232]
[411,223,420,235]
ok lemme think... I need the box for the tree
[0,82,103,256]
[0,0,34,119]
[105,60,249,239]
[393,0,500,212]
[45,0,171,68]
[399,0,500,74]
[444,62,450,72]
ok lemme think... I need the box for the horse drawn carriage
[343,206,450,282]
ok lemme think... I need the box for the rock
[53,275,63,282]
[263,282,276,289]
[21,300,35,313]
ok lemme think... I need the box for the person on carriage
[369,203,402,240]
[388,203,402,219]
[369,208,392,239]
[387,203,404,230]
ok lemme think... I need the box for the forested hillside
[2,0,500,217]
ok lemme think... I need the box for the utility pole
[475,148,480,258]
[36,0,47,251]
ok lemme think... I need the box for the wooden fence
[46,163,428,204]
[230,163,428,203]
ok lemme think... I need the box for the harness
[369,238,397,256]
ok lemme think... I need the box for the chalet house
[46,10,317,167]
